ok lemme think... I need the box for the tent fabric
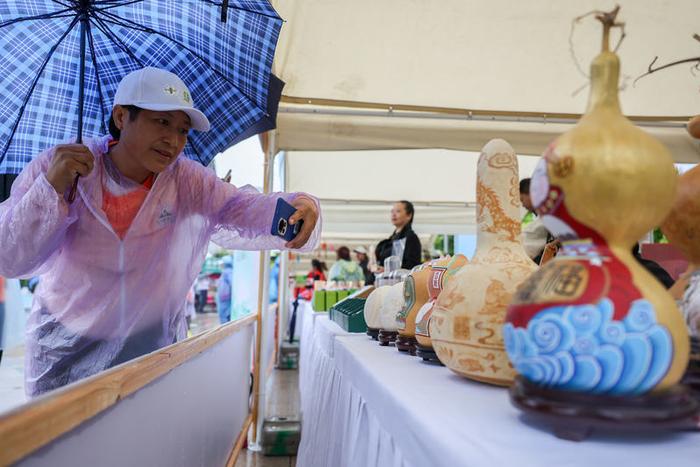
[276,110,700,162]
[286,149,540,204]
[272,0,700,116]
[286,149,540,236]
[270,0,700,241]
[271,0,699,161]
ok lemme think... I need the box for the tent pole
[250,131,276,448]
[279,104,687,129]
[280,95,690,126]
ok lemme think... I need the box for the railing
[0,314,257,467]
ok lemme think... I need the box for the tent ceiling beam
[281,95,690,128]
[320,198,475,208]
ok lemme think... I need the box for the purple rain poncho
[0,135,321,396]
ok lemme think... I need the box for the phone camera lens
[278,218,287,235]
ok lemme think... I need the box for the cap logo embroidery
[164,85,178,96]
[182,90,191,104]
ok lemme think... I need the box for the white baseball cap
[353,246,368,255]
[113,67,210,131]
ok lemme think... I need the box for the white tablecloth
[298,310,700,467]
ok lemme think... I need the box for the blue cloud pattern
[503,299,673,395]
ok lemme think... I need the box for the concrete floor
[235,369,300,467]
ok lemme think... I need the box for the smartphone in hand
[271,198,304,241]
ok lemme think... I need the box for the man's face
[114,106,191,173]
[520,192,533,212]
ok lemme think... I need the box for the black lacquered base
[395,335,417,355]
[366,327,380,341]
[682,337,700,396]
[415,344,444,365]
[378,330,397,346]
[509,376,700,441]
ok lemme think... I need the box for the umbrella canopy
[0,0,283,175]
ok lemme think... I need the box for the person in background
[299,259,327,301]
[269,255,280,305]
[195,274,210,314]
[307,259,327,283]
[184,286,196,332]
[632,243,675,289]
[329,246,365,282]
[353,246,374,285]
[216,257,233,324]
[520,178,553,263]
[375,200,422,271]
[27,276,40,294]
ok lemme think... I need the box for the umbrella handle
[68,10,88,205]
[67,175,80,203]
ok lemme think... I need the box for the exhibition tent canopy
[268,0,700,241]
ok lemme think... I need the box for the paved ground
[235,369,300,467]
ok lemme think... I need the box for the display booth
[272,1,700,465]
[0,1,698,465]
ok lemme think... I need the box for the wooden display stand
[415,343,444,365]
[509,376,700,442]
[378,330,398,346]
[395,334,417,355]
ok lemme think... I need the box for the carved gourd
[378,282,406,345]
[365,286,391,340]
[431,139,537,386]
[396,260,435,354]
[662,165,700,337]
[415,255,468,351]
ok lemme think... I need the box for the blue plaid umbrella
[0,0,283,177]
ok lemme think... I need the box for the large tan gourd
[504,11,688,395]
[431,139,537,386]
[662,165,700,337]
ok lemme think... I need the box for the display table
[297,310,700,467]
[298,301,364,420]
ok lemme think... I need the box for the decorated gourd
[431,139,537,386]
[415,255,468,351]
[396,260,435,353]
[688,115,700,139]
[504,13,689,395]
[662,165,700,337]
[364,286,391,340]
[378,282,405,345]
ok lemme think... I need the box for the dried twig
[568,5,627,97]
[634,33,700,86]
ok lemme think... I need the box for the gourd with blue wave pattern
[504,10,689,395]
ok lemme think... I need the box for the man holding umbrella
[0,67,321,397]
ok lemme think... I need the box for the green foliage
[652,228,668,244]
[433,235,455,256]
